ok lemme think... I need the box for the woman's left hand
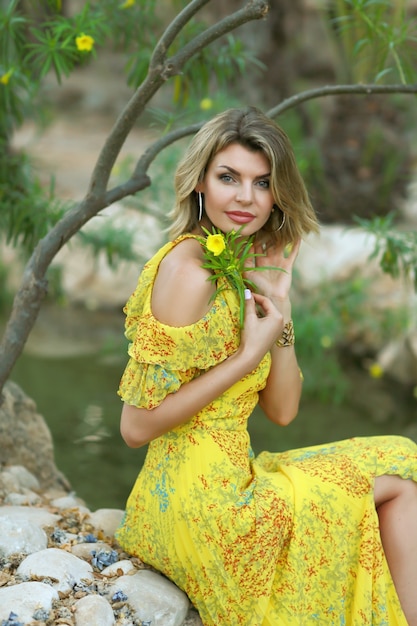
[243,238,301,306]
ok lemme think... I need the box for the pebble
[0,464,203,626]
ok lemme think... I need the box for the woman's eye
[219,174,234,183]
[257,179,270,189]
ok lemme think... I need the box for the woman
[116,107,417,625]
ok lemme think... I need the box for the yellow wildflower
[200,227,283,328]
[121,0,135,7]
[320,335,332,349]
[206,233,226,256]
[75,34,95,52]
[369,362,384,379]
[200,98,213,111]
[0,69,13,85]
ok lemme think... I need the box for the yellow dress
[116,235,416,625]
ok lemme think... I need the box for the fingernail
[244,289,252,300]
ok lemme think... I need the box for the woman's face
[196,142,274,236]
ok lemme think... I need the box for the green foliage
[77,220,138,268]
[355,212,417,289]
[168,34,265,106]
[329,0,417,83]
[0,259,13,314]
[0,146,67,250]
[294,274,409,403]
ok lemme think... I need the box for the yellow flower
[200,98,213,111]
[320,335,332,349]
[0,69,13,85]
[206,233,226,256]
[75,34,95,52]
[200,226,284,328]
[120,0,135,6]
[369,362,384,379]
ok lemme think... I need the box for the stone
[378,330,417,385]
[0,505,61,528]
[101,558,136,577]
[0,517,47,557]
[0,462,203,626]
[0,581,58,623]
[51,494,89,511]
[5,465,41,491]
[0,472,21,497]
[74,594,115,626]
[87,508,125,537]
[17,547,94,594]
[111,569,190,626]
[71,541,112,561]
[5,490,42,506]
[0,382,72,491]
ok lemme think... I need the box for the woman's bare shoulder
[151,237,214,326]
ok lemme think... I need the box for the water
[9,335,415,511]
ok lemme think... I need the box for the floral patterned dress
[116,234,416,625]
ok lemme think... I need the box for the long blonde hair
[170,107,319,244]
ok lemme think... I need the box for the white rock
[297,227,378,287]
[5,490,42,506]
[0,581,58,622]
[50,494,90,512]
[17,547,94,593]
[71,541,112,560]
[74,594,115,626]
[0,472,21,494]
[5,465,40,491]
[87,508,125,537]
[111,569,189,626]
[101,558,136,577]
[0,505,61,528]
[0,517,47,557]
[378,331,417,385]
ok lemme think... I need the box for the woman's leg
[374,474,417,625]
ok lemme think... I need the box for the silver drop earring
[198,192,204,222]
[272,205,286,232]
[275,211,286,232]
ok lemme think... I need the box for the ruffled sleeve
[118,237,240,410]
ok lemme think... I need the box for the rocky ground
[0,468,203,626]
[0,382,202,626]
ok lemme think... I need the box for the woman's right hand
[238,290,284,369]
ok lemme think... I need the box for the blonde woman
[117,107,417,625]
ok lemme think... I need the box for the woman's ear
[195,181,204,193]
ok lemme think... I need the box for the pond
[6,306,417,512]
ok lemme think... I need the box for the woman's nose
[236,182,252,203]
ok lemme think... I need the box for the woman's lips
[226,211,255,224]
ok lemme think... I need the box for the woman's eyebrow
[216,164,271,179]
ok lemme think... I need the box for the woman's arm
[258,339,302,427]
[245,240,303,426]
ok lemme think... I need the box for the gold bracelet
[276,319,295,347]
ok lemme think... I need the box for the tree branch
[87,0,269,199]
[267,83,417,117]
[167,0,269,75]
[149,0,211,70]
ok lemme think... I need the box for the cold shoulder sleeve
[118,238,240,410]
